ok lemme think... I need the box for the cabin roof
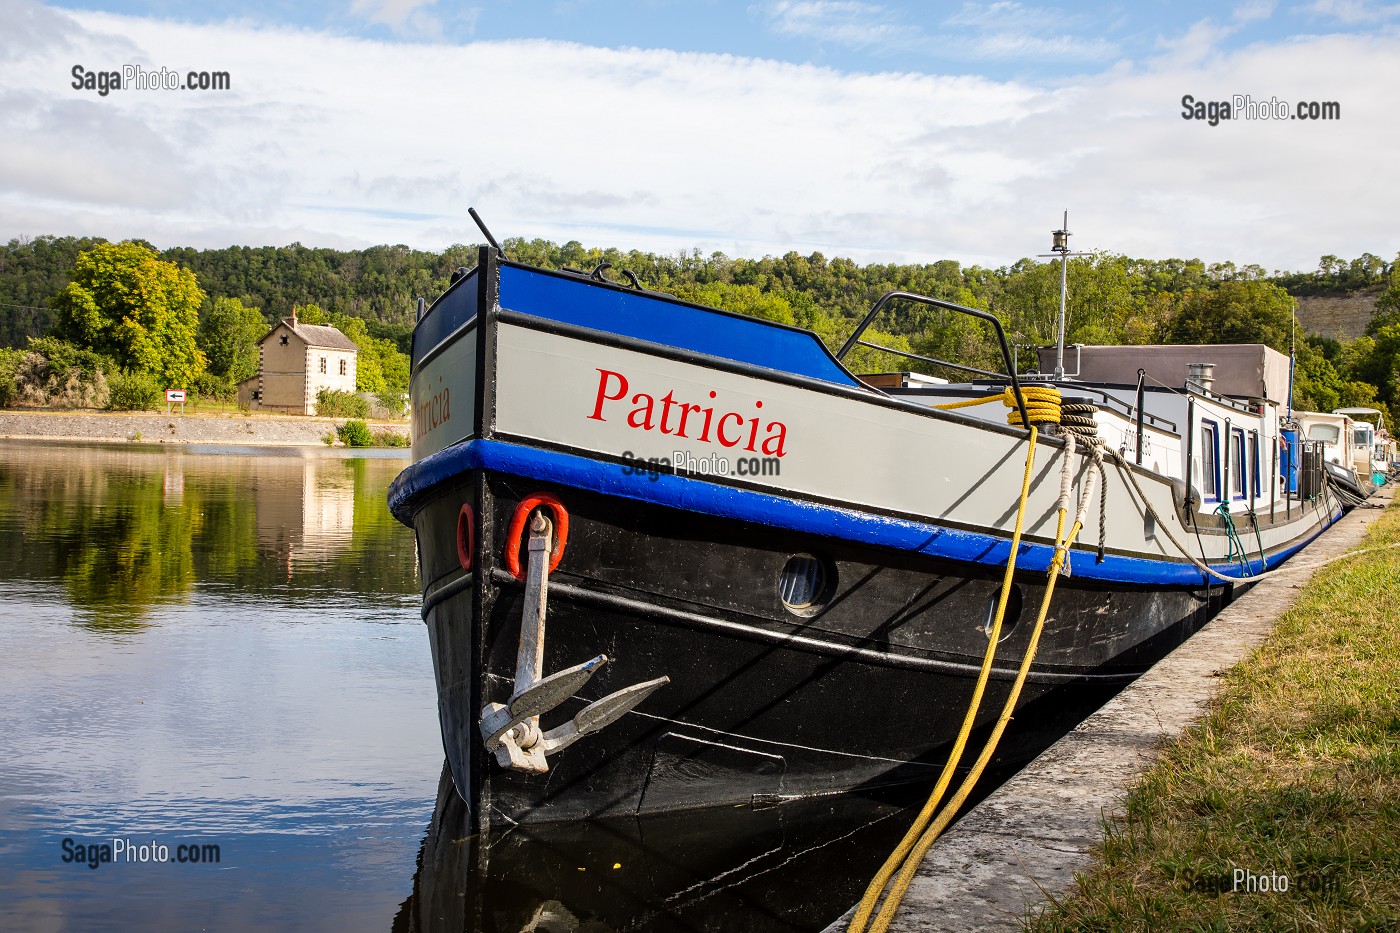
[1037,343,1289,403]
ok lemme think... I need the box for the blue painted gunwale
[410,260,861,386]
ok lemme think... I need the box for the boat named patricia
[389,236,1348,831]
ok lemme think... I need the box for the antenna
[468,207,502,251]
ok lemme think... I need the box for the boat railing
[1047,382,1178,435]
[838,291,1030,429]
[1185,379,1257,414]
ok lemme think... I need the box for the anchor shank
[516,514,551,699]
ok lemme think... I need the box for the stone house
[238,314,359,415]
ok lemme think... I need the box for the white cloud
[348,0,458,39]
[753,0,1118,63]
[1233,0,1277,24]
[0,1,1397,273]
[1307,0,1400,23]
[752,0,918,49]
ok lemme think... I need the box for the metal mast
[1037,212,1090,379]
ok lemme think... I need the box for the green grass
[1027,502,1400,931]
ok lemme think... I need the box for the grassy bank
[1029,501,1400,931]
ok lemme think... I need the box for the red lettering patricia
[585,368,788,457]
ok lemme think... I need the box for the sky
[3,0,1399,271]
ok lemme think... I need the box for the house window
[280,335,289,345]
[1200,423,1219,499]
[320,357,327,374]
[339,359,347,376]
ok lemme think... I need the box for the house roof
[259,319,359,352]
[293,322,359,351]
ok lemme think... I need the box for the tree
[329,313,409,396]
[1292,341,1344,413]
[52,241,206,386]
[1157,280,1296,352]
[669,281,796,325]
[197,297,266,382]
[1365,255,1400,336]
[292,303,329,324]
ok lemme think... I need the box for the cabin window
[1354,428,1370,446]
[320,357,327,374]
[339,359,347,376]
[1250,433,1261,497]
[1231,430,1247,499]
[1200,423,1219,499]
[1307,424,1340,444]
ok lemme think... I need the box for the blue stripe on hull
[390,438,1338,587]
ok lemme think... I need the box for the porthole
[982,584,1024,642]
[779,554,832,614]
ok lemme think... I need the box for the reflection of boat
[391,763,931,933]
[388,239,1345,831]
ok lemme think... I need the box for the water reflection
[0,441,989,932]
[0,441,417,626]
[0,441,438,932]
[394,765,927,933]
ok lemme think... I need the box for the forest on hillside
[1,234,1399,421]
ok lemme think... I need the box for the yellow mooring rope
[930,385,1063,427]
[849,385,1073,933]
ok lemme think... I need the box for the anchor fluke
[540,675,671,754]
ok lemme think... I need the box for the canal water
[0,442,927,932]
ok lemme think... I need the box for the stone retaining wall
[0,409,410,447]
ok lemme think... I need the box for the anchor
[479,511,669,773]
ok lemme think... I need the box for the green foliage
[371,429,410,447]
[292,302,329,324]
[27,335,108,380]
[1292,341,1343,413]
[1273,251,1392,296]
[0,235,112,348]
[52,241,206,386]
[192,371,236,402]
[4,337,111,408]
[0,347,24,406]
[197,296,266,382]
[1157,280,1297,351]
[315,387,369,418]
[1365,257,1400,335]
[375,388,407,416]
[336,419,373,447]
[670,282,797,325]
[1,233,1397,421]
[107,371,163,411]
[327,312,409,396]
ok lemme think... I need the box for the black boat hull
[414,469,1229,829]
